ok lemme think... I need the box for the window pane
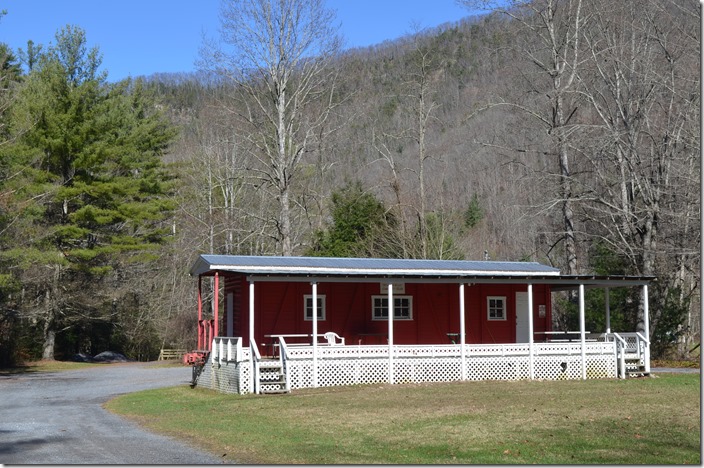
[304,296,325,320]
[372,296,412,320]
[487,297,505,320]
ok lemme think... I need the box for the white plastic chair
[323,331,345,346]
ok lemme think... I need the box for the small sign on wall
[538,305,546,318]
[380,282,405,294]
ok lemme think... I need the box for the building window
[371,296,413,320]
[487,296,506,321]
[304,295,326,321]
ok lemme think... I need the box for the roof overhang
[189,255,653,288]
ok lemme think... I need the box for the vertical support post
[605,288,611,334]
[312,281,318,388]
[643,284,650,373]
[249,279,256,394]
[213,272,219,338]
[459,283,466,381]
[248,280,255,349]
[579,283,587,380]
[387,282,394,385]
[197,276,203,350]
[528,283,534,380]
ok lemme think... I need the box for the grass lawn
[105,373,700,464]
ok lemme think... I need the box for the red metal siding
[223,275,247,340]
[219,274,553,347]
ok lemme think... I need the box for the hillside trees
[461,0,586,276]
[198,0,343,256]
[576,0,700,340]
[370,31,466,260]
[458,0,700,349]
[0,26,177,360]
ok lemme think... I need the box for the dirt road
[0,362,226,464]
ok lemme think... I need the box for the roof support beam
[459,283,466,381]
[312,281,318,388]
[387,282,394,385]
[248,279,256,394]
[197,276,203,350]
[605,288,611,334]
[643,284,651,374]
[579,284,586,380]
[528,283,534,380]
[213,272,219,339]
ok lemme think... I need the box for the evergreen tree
[307,181,397,258]
[0,38,23,366]
[0,26,177,359]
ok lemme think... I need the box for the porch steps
[258,360,289,394]
[624,355,649,378]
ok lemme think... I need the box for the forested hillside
[0,0,699,364]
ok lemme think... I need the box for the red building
[188,255,653,394]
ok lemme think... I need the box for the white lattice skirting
[284,343,616,389]
[198,340,618,394]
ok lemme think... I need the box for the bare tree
[370,30,450,259]
[460,0,586,275]
[576,0,700,337]
[407,33,442,258]
[199,0,342,256]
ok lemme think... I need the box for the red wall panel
[219,274,554,348]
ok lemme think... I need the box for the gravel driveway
[0,362,227,464]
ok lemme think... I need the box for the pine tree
[0,26,177,359]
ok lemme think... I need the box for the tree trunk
[280,187,293,256]
[42,288,56,360]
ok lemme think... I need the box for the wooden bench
[158,348,188,360]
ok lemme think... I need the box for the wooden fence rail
[158,348,188,360]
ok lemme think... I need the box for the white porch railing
[196,335,647,394]
[201,337,253,394]
[277,338,616,391]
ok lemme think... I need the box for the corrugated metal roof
[189,254,562,278]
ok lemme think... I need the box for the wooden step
[258,360,289,393]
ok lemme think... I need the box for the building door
[515,292,530,343]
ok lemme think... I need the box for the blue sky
[1,0,479,82]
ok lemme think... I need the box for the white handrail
[635,332,650,345]
[612,333,627,378]
[611,332,627,347]
[635,332,650,373]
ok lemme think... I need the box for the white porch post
[249,280,255,349]
[248,279,256,394]
[643,284,651,373]
[579,283,586,380]
[387,282,394,385]
[528,283,534,380]
[312,281,318,388]
[605,288,611,334]
[459,283,466,381]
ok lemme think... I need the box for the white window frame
[487,296,506,321]
[304,295,326,321]
[371,295,413,321]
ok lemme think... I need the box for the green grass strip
[106,374,701,464]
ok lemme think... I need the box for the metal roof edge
[189,254,562,277]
